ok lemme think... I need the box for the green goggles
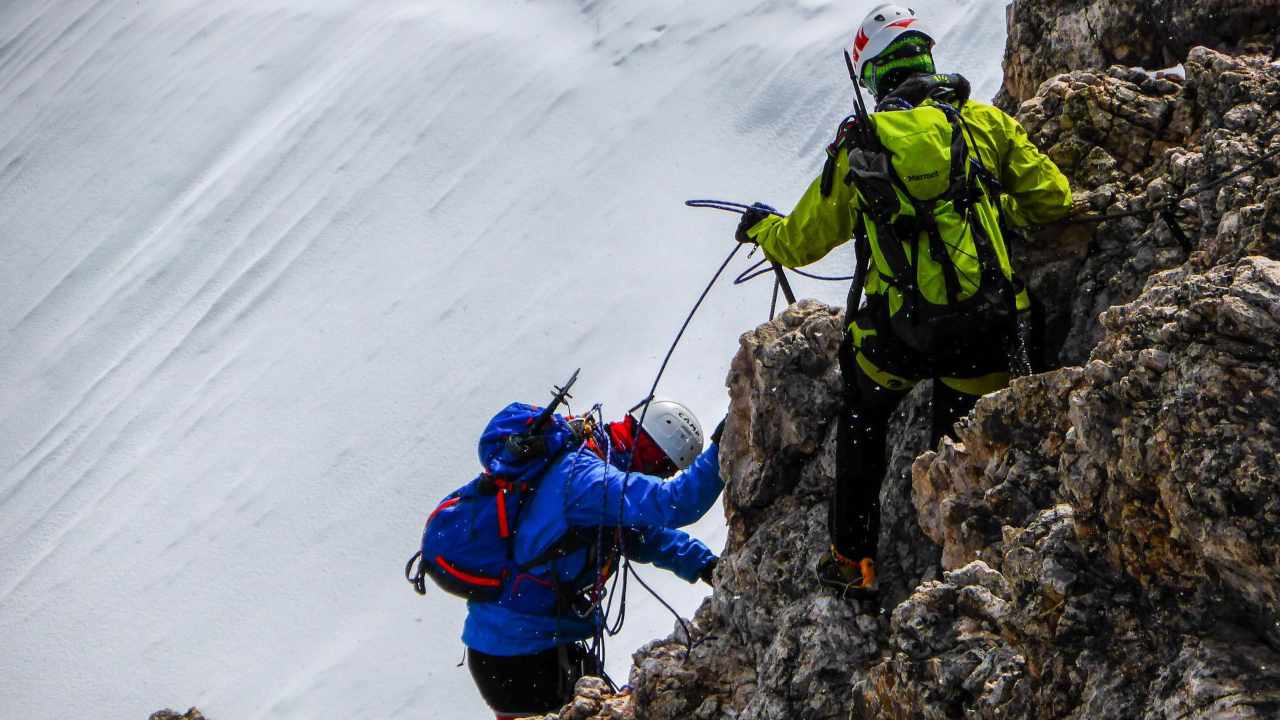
[862,36,935,96]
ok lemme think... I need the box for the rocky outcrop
[616,261,1280,720]
[875,255,1280,720]
[149,710,205,720]
[718,300,940,610]
[540,35,1280,720]
[552,678,633,719]
[1013,47,1280,365]
[997,0,1280,109]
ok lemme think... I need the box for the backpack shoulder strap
[821,114,860,197]
[844,219,872,324]
[503,442,580,534]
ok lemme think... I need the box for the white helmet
[632,399,704,470]
[851,4,934,83]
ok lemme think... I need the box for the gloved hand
[699,556,718,586]
[734,203,773,244]
[710,415,727,446]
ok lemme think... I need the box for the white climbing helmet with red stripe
[851,4,934,83]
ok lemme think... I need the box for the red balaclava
[601,415,678,477]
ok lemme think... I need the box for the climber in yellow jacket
[736,4,1074,597]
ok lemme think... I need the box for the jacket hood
[477,402,579,481]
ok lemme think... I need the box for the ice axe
[505,368,580,461]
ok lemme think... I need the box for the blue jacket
[461,413,723,656]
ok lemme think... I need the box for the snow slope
[0,1,1006,718]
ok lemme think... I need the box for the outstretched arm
[749,149,860,268]
[561,444,723,530]
[623,527,716,584]
[993,108,1073,226]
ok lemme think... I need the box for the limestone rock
[996,0,1280,109]
[887,259,1280,719]
[149,710,205,720]
[1013,48,1280,366]
[912,368,1083,570]
[546,262,1280,720]
[1068,257,1280,644]
[550,677,633,720]
[719,299,844,532]
[553,256,1280,718]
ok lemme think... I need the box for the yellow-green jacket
[749,99,1071,327]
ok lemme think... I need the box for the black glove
[734,203,773,244]
[710,416,727,446]
[699,557,718,586]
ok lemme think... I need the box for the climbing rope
[592,197,855,661]
[687,199,857,286]
[580,239,746,671]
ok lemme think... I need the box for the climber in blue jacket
[462,399,724,719]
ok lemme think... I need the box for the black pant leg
[929,335,1013,445]
[929,379,983,447]
[467,645,585,717]
[832,339,910,560]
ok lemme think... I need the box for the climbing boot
[816,547,878,599]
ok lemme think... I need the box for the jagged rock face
[888,256,1280,720]
[550,678,632,720]
[1012,62,1189,366]
[720,300,940,609]
[149,710,205,720]
[1013,48,1280,366]
[911,369,1081,571]
[555,254,1280,719]
[719,300,843,535]
[996,0,1280,109]
[1071,258,1280,641]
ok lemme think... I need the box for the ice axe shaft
[772,263,796,305]
[504,368,582,463]
[531,368,580,434]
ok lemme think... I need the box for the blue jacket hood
[477,403,578,482]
